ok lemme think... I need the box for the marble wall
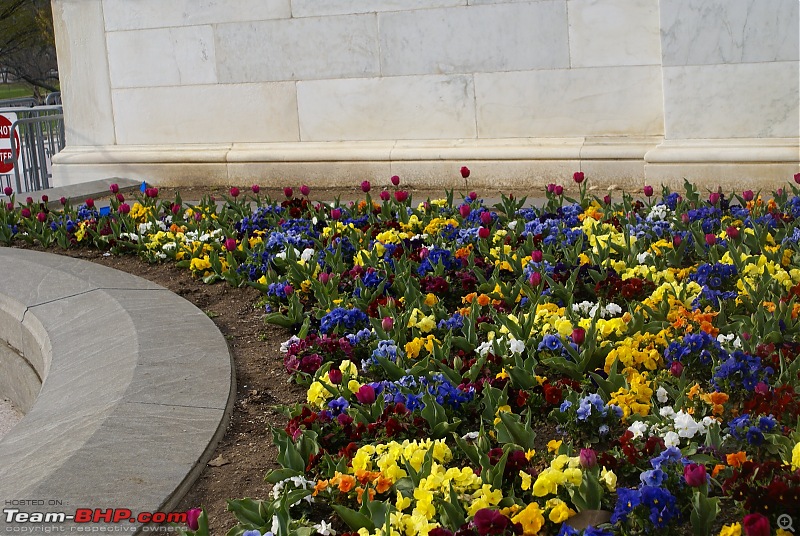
[50,0,799,190]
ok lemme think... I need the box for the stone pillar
[646,0,800,190]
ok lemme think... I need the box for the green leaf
[332,505,376,531]
[264,468,304,484]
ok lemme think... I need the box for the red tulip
[382,317,394,331]
[571,327,586,346]
[554,185,563,196]
[794,172,800,184]
[330,208,341,220]
[726,226,739,240]
[603,195,611,205]
[186,509,202,531]
[390,175,400,186]
[579,448,596,468]
[229,187,240,197]
[478,227,490,239]
[109,183,119,194]
[3,186,12,196]
[460,166,470,179]
[60,197,67,205]
[118,203,130,215]
[20,208,30,218]
[379,190,390,201]
[300,184,310,196]
[284,187,293,198]
[459,204,471,218]
[531,250,543,262]
[743,513,770,536]
[683,463,707,486]
[251,184,260,194]
[41,195,48,203]
[36,212,46,223]
[224,238,237,251]
[705,233,717,246]
[670,361,684,377]
[394,191,408,202]
[361,180,371,193]
[355,385,376,404]
[328,368,342,385]
[468,191,478,201]
[742,190,754,202]
[529,272,542,286]
[643,185,654,197]
[709,192,720,205]
[573,171,585,184]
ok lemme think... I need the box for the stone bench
[0,248,234,533]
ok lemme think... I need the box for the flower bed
[2,172,800,536]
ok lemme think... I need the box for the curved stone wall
[0,249,234,533]
[50,0,799,190]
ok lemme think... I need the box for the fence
[0,105,65,193]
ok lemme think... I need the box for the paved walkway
[0,248,234,534]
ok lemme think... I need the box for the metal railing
[0,106,65,193]
[0,97,36,108]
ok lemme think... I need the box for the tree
[0,0,59,98]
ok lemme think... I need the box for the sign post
[0,113,20,175]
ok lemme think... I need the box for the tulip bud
[571,327,586,346]
[670,361,684,377]
[283,187,293,198]
[60,197,67,205]
[709,192,720,205]
[380,190,390,201]
[480,211,492,225]
[229,187,240,198]
[459,204,471,218]
[468,191,478,201]
[36,212,46,223]
[579,448,597,468]
[5,203,12,211]
[603,195,611,205]
[643,185,654,197]
[330,208,341,220]
[328,368,342,385]
[85,198,94,208]
[355,385,376,404]
[382,317,394,331]
[777,188,784,196]
[705,233,717,246]
[554,185,563,196]
[529,272,542,286]
[283,284,293,296]
[673,235,682,247]
[3,186,12,196]
[391,175,400,186]
[41,195,48,203]
[224,238,237,251]
[531,250,543,263]
[300,184,310,196]
[573,171,585,184]
[478,227,490,239]
[251,184,260,194]
[186,509,202,531]
[394,190,408,202]
[681,213,690,224]
[546,183,556,194]
[361,180,371,193]
[683,463,707,487]
[20,208,30,218]
[319,273,330,285]
[726,226,739,240]
[116,193,125,203]
[118,203,131,215]
[742,190,754,202]
[25,196,33,205]
[171,204,180,215]
[460,166,470,179]
[795,173,800,184]
[109,183,119,194]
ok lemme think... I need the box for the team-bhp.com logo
[4,508,188,525]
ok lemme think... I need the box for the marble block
[102,0,291,31]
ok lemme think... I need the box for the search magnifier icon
[778,514,795,533]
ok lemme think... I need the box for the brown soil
[26,245,306,533]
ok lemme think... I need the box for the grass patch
[0,83,34,101]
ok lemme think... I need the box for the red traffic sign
[0,114,20,174]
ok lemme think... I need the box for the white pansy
[673,410,707,438]
[461,431,480,440]
[509,339,525,354]
[663,431,680,447]
[636,252,651,264]
[660,406,676,418]
[280,335,300,354]
[301,248,315,262]
[315,521,337,536]
[476,340,494,357]
[656,387,669,404]
[628,420,648,439]
[508,221,517,230]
